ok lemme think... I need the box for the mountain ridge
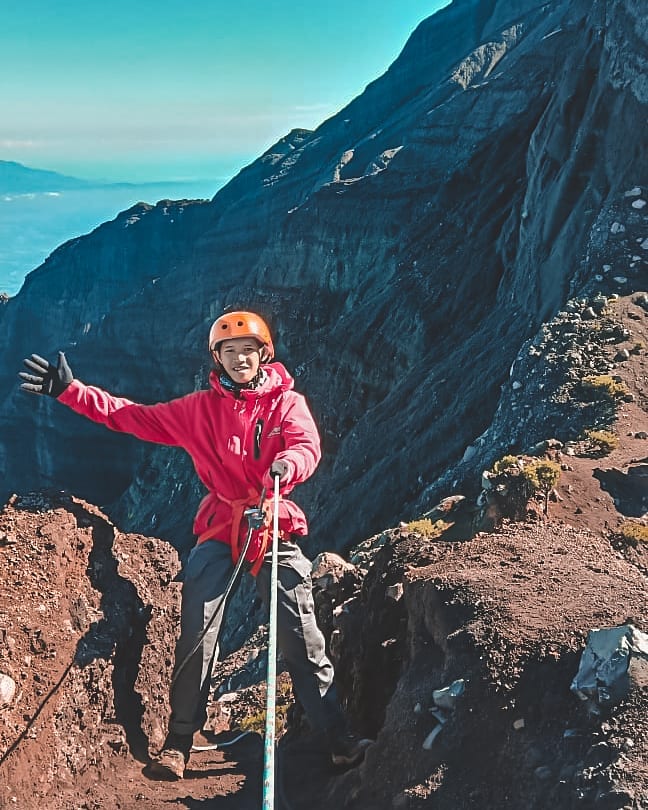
[0,0,645,561]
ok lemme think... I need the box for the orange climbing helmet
[208,311,275,361]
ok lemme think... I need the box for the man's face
[216,337,262,384]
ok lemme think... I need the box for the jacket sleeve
[57,379,190,447]
[275,392,321,488]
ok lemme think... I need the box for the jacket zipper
[254,418,264,460]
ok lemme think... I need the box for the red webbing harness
[197,488,281,576]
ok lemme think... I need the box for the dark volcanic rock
[315,522,648,810]
[0,0,646,564]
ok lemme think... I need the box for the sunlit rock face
[0,0,646,555]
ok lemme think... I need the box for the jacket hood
[208,361,295,399]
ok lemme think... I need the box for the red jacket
[58,363,321,561]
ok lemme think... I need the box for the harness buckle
[243,505,265,530]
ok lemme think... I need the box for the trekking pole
[262,472,281,810]
[171,488,267,688]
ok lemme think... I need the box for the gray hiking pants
[168,538,345,739]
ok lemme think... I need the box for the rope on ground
[191,730,253,751]
[0,660,74,768]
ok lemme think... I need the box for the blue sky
[2,1,449,182]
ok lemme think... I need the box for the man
[20,310,370,779]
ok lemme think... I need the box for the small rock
[613,276,628,285]
[0,673,17,707]
[433,679,465,710]
[311,552,356,587]
[591,294,607,312]
[0,533,17,546]
[624,187,642,197]
[610,222,625,234]
[216,691,239,703]
[582,307,597,320]
[563,728,582,739]
[422,724,443,749]
[631,199,646,209]
[386,583,403,601]
[513,718,525,730]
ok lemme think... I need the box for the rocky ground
[0,293,647,810]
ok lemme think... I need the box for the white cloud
[0,139,39,149]
[292,103,337,114]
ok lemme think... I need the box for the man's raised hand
[19,352,73,398]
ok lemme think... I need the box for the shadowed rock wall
[0,0,646,556]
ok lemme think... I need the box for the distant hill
[0,160,96,194]
[0,160,199,196]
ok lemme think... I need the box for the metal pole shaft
[262,475,280,809]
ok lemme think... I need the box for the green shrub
[616,521,648,546]
[521,460,562,515]
[405,518,447,539]
[581,375,629,401]
[487,455,562,517]
[490,454,521,475]
[584,429,619,455]
[239,678,292,734]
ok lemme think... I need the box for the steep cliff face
[0,0,646,558]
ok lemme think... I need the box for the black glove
[19,352,73,398]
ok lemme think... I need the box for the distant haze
[0,163,225,295]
